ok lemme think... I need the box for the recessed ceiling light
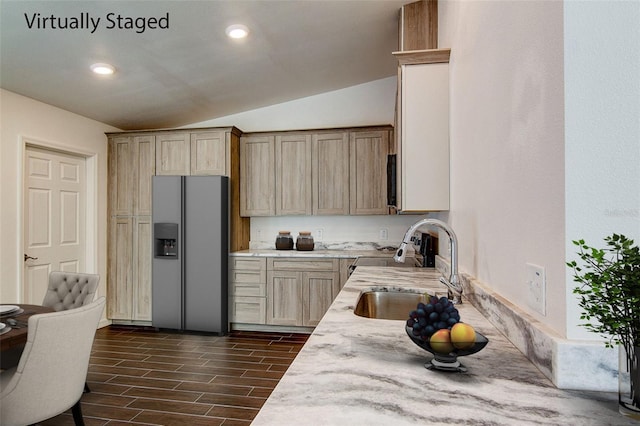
[90,63,115,75]
[225,24,249,39]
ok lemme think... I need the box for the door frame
[20,136,98,300]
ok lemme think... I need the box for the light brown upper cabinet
[156,132,190,175]
[312,132,350,215]
[349,130,390,215]
[133,136,156,216]
[275,134,312,215]
[108,136,134,217]
[399,0,438,51]
[240,135,276,216]
[190,131,227,175]
[240,126,391,217]
[108,135,156,217]
[393,49,450,212]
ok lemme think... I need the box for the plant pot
[619,343,640,420]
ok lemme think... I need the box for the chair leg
[84,381,91,393]
[71,399,85,426]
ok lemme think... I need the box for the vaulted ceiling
[1,0,407,130]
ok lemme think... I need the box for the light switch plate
[379,228,388,240]
[526,263,546,315]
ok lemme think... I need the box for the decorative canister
[296,231,315,251]
[275,231,294,250]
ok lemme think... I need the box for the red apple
[429,329,454,354]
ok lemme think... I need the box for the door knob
[24,254,38,261]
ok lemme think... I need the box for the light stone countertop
[230,248,401,259]
[251,266,635,426]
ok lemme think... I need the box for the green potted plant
[568,233,640,419]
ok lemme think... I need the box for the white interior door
[23,145,87,304]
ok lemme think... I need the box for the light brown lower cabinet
[230,256,340,328]
[132,216,152,321]
[266,270,303,326]
[107,216,152,322]
[266,269,338,327]
[229,257,267,324]
[266,258,339,327]
[302,270,337,327]
[232,296,267,324]
[108,216,132,320]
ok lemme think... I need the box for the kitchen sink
[353,288,430,320]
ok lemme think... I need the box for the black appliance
[387,154,396,207]
[419,232,436,268]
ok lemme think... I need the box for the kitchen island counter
[251,266,634,425]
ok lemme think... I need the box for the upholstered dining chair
[42,271,100,395]
[0,297,105,426]
[42,271,100,312]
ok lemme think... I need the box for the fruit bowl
[405,325,489,372]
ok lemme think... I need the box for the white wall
[438,1,567,334]
[187,77,439,247]
[185,77,396,133]
[0,89,118,307]
[564,1,640,340]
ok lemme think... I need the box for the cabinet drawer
[232,282,266,297]
[231,296,266,324]
[230,257,266,271]
[267,258,338,272]
[230,268,266,285]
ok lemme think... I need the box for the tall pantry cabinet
[107,136,155,321]
[107,127,248,324]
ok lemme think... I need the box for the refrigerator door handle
[180,176,187,331]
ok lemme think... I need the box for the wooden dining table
[1,304,55,369]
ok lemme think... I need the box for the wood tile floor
[44,326,309,425]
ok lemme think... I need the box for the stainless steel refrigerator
[152,175,228,334]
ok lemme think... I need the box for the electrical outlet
[526,263,546,315]
[315,229,324,241]
[379,228,388,241]
[257,229,262,241]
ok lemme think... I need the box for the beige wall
[0,89,119,308]
[438,1,567,335]
[439,0,640,343]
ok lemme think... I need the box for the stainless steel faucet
[394,218,463,304]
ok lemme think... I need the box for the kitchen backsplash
[249,214,433,250]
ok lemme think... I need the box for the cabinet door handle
[24,254,39,261]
